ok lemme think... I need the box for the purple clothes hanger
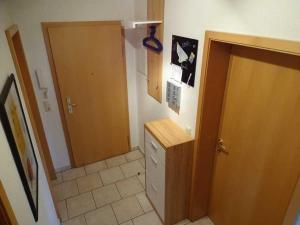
[143,26,163,53]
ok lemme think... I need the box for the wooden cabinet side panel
[147,0,164,102]
[165,141,194,225]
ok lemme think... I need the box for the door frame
[5,24,61,219]
[0,180,19,225]
[42,21,130,167]
[5,25,56,179]
[189,31,300,221]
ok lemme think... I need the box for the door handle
[216,138,229,154]
[66,97,77,114]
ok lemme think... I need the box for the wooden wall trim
[189,31,300,221]
[5,25,56,180]
[0,180,19,225]
[147,0,164,102]
[5,24,60,220]
[206,31,300,56]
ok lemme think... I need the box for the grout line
[110,203,120,224]
[103,159,108,169]
[114,182,123,200]
[96,171,104,187]
[67,192,97,220]
[56,156,148,224]
[54,165,146,202]
[90,189,97,210]
[135,193,146,214]
[64,199,69,222]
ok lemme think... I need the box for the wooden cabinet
[144,119,194,225]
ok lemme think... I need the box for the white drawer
[145,129,166,220]
[145,130,165,165]
[145,150,161,177]
[146,174,165,220]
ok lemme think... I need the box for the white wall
[0,1,59,224]
[134,0,300,149]
[7,0,300,168]
[8,0,139,170]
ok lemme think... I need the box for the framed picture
[0,74,39,221]
[171,35,198,87]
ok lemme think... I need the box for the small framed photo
[0,74,39,221]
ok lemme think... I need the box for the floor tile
[125,150,143,161]
[92,184,121,208]
[85,205,118,225]
[175,219,191,225]
[112,196,144,224]
[116,177,144,198]
[53,180,79,201]
[136,192,153,213]
[137,173,145,188]
[132,211,162,225]
[138,158,145,168]
[100,167,125,185]
[52,173,63,186]
[63,167,86,181]
[62,216,86,225]
[120,161,145,178]
[67,192,96,218]
[57,200,68,222]
[120,221,134,225]
[85,161,107,174]
[186,217,214,225]
[106,155,127,168]
[77,173,103,193]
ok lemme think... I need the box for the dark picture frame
[0,74,39,221]
[171,35,199,87]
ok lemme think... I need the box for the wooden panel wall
[147,0,164,102]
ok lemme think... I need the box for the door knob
[66,97,77,114]
[216,138,229,154]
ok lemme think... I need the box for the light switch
[166,81,181,113]
[43,101,51,112]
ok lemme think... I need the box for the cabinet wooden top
[145,118,194,149]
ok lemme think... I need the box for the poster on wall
[0,74,39,221]
[171,35,198,87]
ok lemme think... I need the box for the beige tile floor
[52,149,214,225]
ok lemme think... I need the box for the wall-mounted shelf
[122,20,162,29]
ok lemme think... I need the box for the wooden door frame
[5,25,56,179]
[41,21,131,167]
[5,24,61,220]
[0,180,19,225]
[189,31,300,222]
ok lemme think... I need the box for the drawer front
[145,130,165,165]
[145,129,165,220]
[146,174,158,210]
[146,173,165,220]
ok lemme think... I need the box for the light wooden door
[45,22,130,166]
[209,46,300,225]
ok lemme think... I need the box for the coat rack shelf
[122,20,162,29]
